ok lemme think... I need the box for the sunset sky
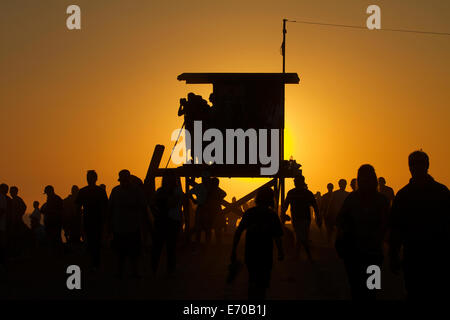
[1,0,449,209]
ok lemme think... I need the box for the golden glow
[1,0,449,207]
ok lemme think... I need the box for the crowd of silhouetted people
[0,150,449,300]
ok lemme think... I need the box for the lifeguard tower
[144,72,302,231]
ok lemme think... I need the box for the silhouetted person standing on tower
[76,171,108,271]
[388,150,450,300]
[178,93,210,162]
[231,187,284,300]
[327,179,350,244]
[41,185,63,253]
[281,175,321,261]
[335,164,389,300]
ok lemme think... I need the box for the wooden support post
[144,144,165,201]
[274,178,280,214]
[221,178,277,215]
[280,177,285,214]
[184,176,191,243]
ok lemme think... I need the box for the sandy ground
[0,223,406,300]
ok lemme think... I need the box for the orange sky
[1,0,449,209]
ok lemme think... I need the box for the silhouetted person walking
[189,174,211,245]
[227,196,243,234]
[30,201,41,229]
[30,201,45,248]
[207,177,227,245]
[231,187,284,300]
[327,179,350,244]
[9,186,27,256]
[388,150,450,300]
[281,175,321,261]
[314,191,322,210]
[63,185,81,245]
[335,165,389,300]
[109,170,147,278]
[320,183,334,239]
[378,177,394,207]
[151,172,183,275]
[41,185,63,253]
[76,171,108,271]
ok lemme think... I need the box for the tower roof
[177,73,300,84]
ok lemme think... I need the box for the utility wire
[286,19,450,36]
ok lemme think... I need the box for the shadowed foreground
[0,224,406,300]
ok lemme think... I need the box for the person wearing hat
[108,169,147,278]
[41,185,64,252]
[281,175,321,261]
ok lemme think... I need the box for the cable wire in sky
[286,19,450,36]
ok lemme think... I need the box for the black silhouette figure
[30,201,41,229]
[41,185,64,253]
[206,177,227,245]
[378,177,394,208]
[314,191,322,210]
[76,171,108,271]
[335,164,389,300]
[227,196,243,234]
[388,150,450,300]
[350,178,357,192]
[30,200,45,248]
[281,175,321,261]
[178,93,210,162]
[327,179,350,244]
[63,185,82,245]
[9,186,27,256]
[188,174,212,245]
[320,183,334,244]
[108,169,147,278]
[231,187,284,300]
[151,172,183,275]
